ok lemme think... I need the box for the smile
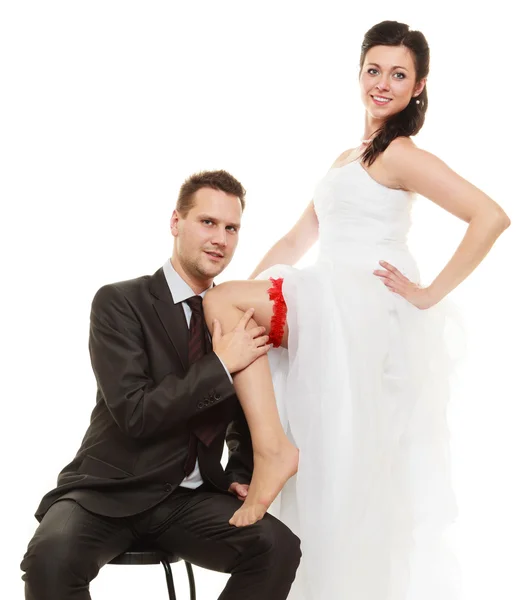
[371,95,392,105]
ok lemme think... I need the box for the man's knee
[21,502,106,596]
[250,517,302,571]
[275,522,302,574]
[22,526,93,591]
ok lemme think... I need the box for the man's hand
[213,308,272,374]
[229,482,249,501]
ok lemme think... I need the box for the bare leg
[203,280,298,527]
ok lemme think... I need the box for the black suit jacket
[35,267,254,520]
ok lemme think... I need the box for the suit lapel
[150,268,189,369]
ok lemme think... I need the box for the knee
[21,530,93,591]
[203,281,236,306]
[203,281,243,321]
[278,526,302,573]
[251,518,302,570]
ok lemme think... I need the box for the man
[21,170,301,599]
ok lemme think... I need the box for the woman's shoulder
[384,136,417,156]
[376,137,427,190]
[381,136,427,170]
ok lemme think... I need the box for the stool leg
[160,559,177,600]
[185,561,196,600]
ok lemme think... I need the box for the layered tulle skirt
[258,251,463,600]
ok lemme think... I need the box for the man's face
[171,187,242,282]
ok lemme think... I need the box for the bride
[203,20,510,599]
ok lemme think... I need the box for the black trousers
[21,486,301,600]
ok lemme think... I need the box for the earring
[415,99,420,104]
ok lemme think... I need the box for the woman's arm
[248,200,319,279]
[248,149,358,280]
[379,137,510,307]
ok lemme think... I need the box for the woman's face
[359,45,425,124]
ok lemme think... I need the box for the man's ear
[170,210,180,237]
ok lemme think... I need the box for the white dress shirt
[162,258,233,489]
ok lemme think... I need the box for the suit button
[198,402,204,409]
[164,483,172,492]
[214,394,220,401]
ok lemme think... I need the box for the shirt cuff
[216,355,233,384]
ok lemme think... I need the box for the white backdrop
[1,1,526,599]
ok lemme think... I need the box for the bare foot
[229,441,299,527]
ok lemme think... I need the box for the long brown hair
[360,21,430,166]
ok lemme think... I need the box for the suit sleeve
[89,284,236,440]
[224,404,254,485]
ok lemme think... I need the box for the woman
[204,20,510,598]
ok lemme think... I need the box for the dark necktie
[186,295,207,365]
[183,295,215,476]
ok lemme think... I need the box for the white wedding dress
[258,160,462,600]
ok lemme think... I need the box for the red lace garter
[267,277,287,348]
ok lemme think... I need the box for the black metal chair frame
[109,548,196,600]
